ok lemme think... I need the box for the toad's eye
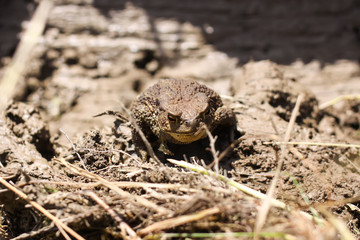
[168,114,178,124]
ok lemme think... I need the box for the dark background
[1,0,360,64]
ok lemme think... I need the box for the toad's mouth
[167,128,207,143]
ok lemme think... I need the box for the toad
[130,78,237,160]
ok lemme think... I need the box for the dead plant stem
[255,94,304,239]
[60,128,89,171]
[86,191,140,240]
[56,158,171,215]
[0,0,53,111]
[0,176,85,240]
[119,102,161,164]
[138,207,220,235]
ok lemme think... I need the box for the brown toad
[130,78,236,160]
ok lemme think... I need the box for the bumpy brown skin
[130,79,236,160]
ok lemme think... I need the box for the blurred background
[1,0,359,64]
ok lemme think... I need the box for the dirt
[0,1,360,240]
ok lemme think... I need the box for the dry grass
[0,176,85,240]
[319,95,360,109]
[254,94,304,238]
[56,158,171,215]
[0,2,358,238]
[0,0,53,111]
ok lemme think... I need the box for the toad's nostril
[184,119,199,129]
[184,120,192,127]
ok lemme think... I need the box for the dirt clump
[0,1,360,240]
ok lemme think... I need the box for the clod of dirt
[73,130,123,171]
[0,102,53,178]
[1,1,360,239]
[332,100,360,140]
[227,60,360,206]
[233,60,320,126]
[4,101,55,159]
[0,102,56,238]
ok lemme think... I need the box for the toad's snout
[182,118,203,132]
[184,119,194,128]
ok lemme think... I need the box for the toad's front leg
[158,140,174,156]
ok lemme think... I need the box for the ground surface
[0,1,360,240]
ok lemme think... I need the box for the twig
[56,158,171,215]
[319,94,360,110]
[11,225,54,240]
[53,222,71,240]
[0,0,53,111]
[86,191,140,240]
[28,180,200,193]
[59,128,89,171]
[167,159,322,222]
[168,159,285,208]
[263,141,360,149]
[119,102,161,164]
[345,158,360,174]
[0,176,85,240]
[313,196,360,208]
[138,207,220,236]
[254,94,304,238]
[208,137,243,169]
[149,231,287,239]
[144,187,190,201]
[80,147,142,165]
[93,110,129,123]
[204,126,220,173]
[318,207,356,240]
